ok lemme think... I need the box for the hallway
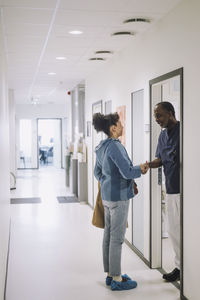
[6,168,179,300]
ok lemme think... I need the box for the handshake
[140,162,149,174]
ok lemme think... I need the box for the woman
[93,112,148,291]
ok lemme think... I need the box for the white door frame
[149,68,184,296]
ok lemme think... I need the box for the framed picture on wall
[92,100,103,149]
[92,100,103,116]
[105,100,112,114]
[92,100,103,208]
[116,105,126,146]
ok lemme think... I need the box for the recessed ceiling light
[89,58,105,61]
[31,97,39,105]
[69,30,83,35]
[48,72,56,75]
[112,31,134,36]
[95,51,113,54]
[56,56,66,60]
[123,18,150,24]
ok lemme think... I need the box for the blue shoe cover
[121,274,132,281]
[111,279,137,291]
[106,276,113,286]
[106,274,132,286]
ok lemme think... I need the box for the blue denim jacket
[94,138,141,201]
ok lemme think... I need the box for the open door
[149,68,183,294]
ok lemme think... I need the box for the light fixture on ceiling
[69,30,83,35]
[56,56,66,60]
[123,18,150,24]
[48,72,56,75]
[31,97,39,105]
[95,51,113,55]
[89,57,105,61]
[111,31,134,36]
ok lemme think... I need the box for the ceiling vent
[89,57,105,61]
[112,31,134,36]
[95,51,112,54]
[123,18,150,24]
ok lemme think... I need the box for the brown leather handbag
[133,181,138,195]
[92,182,129,229]
[92,182,105,228]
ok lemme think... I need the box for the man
[148,101,180,282]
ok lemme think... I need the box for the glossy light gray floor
[6,168,180,300]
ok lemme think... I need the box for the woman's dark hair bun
[92,113,105,132]
[92,112,119,136]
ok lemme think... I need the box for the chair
[39,148,48,164]
[47,147,53,164]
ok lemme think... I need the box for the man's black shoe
[163,268,180,282]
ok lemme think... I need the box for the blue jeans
[102,199,130,276]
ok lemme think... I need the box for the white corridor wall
[85,0,200,299]
[0,17,10,300]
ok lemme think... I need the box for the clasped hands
[140,162,149,174]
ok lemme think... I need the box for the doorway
[37,119,62,168]
[149,68,183,293]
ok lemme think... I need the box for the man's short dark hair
[157,101,175,117]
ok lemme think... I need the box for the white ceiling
[0,0,182,104]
